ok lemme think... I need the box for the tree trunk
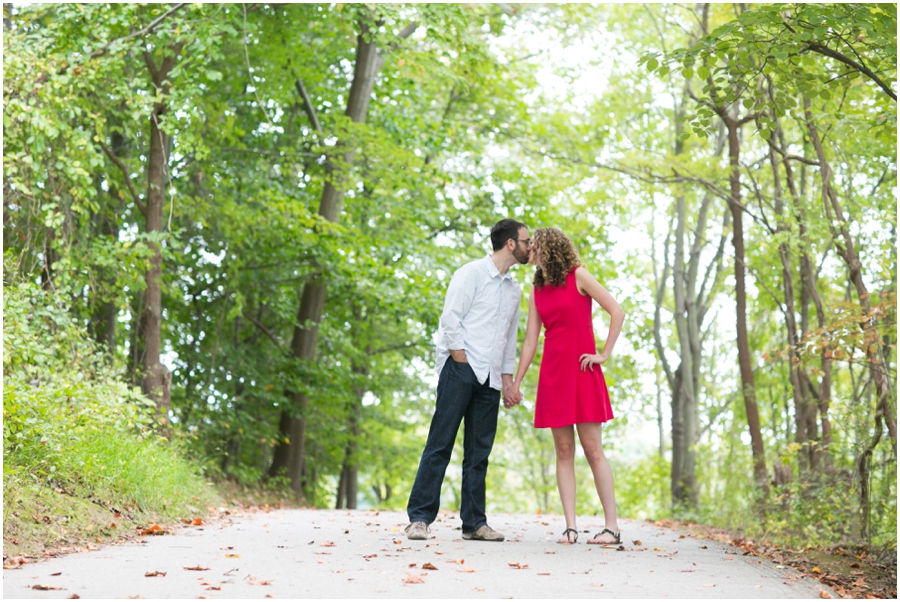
[778,123,833,472]
[804,98,896,457]
[768,140,817,478]
[272,15,401,497]
[140,44,183,437]
[804,98,896,538]
[724,113,768,495]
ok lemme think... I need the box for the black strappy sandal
[588,528,621,545]
[559,528,578,544]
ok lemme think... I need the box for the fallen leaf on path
[811,567,822,574]
[68,595,80,599]
[632,540,642,546]
[145,571,167,577]
[363,554,377,559]
[447,558,465,564]
[3,555,30,569]
[319,541,336,547]
[140,524,166,536]
[422,562,438,570]
[223,568,239,576]
[724,556,733,561]
[244,575,271,586]
[192,518,205,526]
[819,592,832,599]
[393,539,402,545]
[680,570,695,573]
[225,554,240,558]
[204,586,221,591]
[333,569,345,574]
[653,547,666,552]
[184,566,210,571]
[537,572,550,576]
[50,572,62,576]
[33,584,63,590]
[508,562,529,569]
[403,572,425,584]
[408,563,416,568]
[590,583,604,587]
[702,584,716,587]
[457,568,476,573]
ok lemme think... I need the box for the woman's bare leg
[551,426,578,543]
[576,423,620,543]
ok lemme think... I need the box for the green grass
[3,281,222,558]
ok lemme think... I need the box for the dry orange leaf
[191,518,205,526]
[422,562,438,570]
[819,592,832,599]
[33,585,63,591]
[225,554,240,559]
[333,569,345,574]
[319,541,336,547]
[447,558,465,564]
[811,567,822,574]
[184,566,210,571]
[140,524,166,536]
[204,586,221,591]
[68,595,80,599]
[457,568,476,573]
[393,539,403,545]
[632,540,642,546]
[403,572,425,584]
[508,562,529,569]
[145,571,167,577]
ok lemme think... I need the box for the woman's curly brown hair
[533,228,582,288]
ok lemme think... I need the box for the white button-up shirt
[435,255,521,390]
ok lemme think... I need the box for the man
[405,218,530,541]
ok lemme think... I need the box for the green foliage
[3,280,219,526]
[3,2,896,560]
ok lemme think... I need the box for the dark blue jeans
[407,358,501,533]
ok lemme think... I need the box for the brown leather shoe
[462,524,504,541]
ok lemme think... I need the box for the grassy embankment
[3,282,224,560]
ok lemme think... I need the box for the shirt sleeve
[439,265,476,351]
[501,288,521,375]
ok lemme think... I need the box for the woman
[510,228,625,545]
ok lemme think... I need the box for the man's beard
[513,246,529,264]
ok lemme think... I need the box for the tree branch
[806,42,897,101]
[89,3,188,62]
[98,138,146,215]
[294,78,322,134]
[243,312,284,350]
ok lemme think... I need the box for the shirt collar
[484,255,513,281]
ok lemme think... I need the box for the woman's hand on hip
[579,353,606,372]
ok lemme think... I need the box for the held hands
[503,382,524,409]
[579,352,608,372]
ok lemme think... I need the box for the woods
[4,1,896,562]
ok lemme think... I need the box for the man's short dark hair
[490,218,527,251]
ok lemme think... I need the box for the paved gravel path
[3,508,834,599]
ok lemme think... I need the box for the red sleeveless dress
[533,267,614,428]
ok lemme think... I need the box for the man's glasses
[515,238,532,245]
